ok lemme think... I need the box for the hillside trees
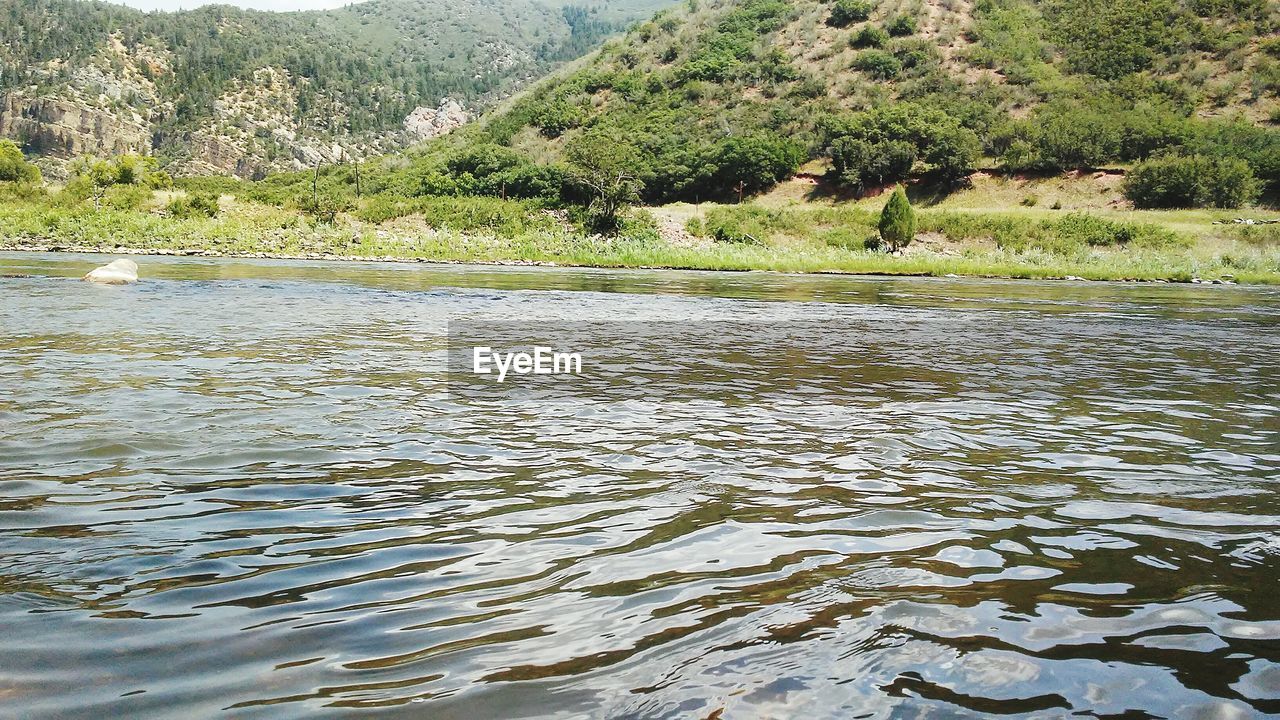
[825,104,980,192]
[1123,154,1260,208]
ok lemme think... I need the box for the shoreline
[0,242,1247,285]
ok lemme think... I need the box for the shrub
[703,132,807,196]
[878,185,916,251]
[828,0,873,27]
[296,192,355,224]
[530,99,586,138]
[850,25,889,48]
[703,205,775,243]
[1047,213,1136,247]
[167,192,220,219]
[1187,121,1280,191]
[852,49,902,79]
[0,140,41,184]
[102,184,151,211]
[69,154,164,208]
[819,226,878,250]
[1044,0,1176,79]
[1123,154,1261,208]
[885,15,917,36]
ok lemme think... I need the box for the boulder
[83,258,138,284]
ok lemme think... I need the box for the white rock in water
[83,258,139,284]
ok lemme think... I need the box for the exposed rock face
[403,100,470,141]
[0,95,152,161]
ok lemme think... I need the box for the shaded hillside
[0,0,673,177]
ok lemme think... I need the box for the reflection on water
[1,252,1278,719]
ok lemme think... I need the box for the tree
[878,185,916,252]
[824,104,979,191]
[566,129,644,233]
[830,138,915,192]
[705,133,806,197]
[0,140,41,184]
[1123,154,1260,209]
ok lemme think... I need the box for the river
[1,252,1277,718]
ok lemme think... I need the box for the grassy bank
[1,182,1277,283]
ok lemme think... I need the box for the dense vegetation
[2,136,1277,283]
[0,0,671,165]
[116,0,1277,234]
[2,0,1279,284]
[422,0,1280,208]
[0,140,41,183]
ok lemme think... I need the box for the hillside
[0,0,672,178]
[464,0,1279,203]
[2,0,1279,285]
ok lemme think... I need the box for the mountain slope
[0,0,673,177]
[467,0,1279,202]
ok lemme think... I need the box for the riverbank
[0,240,1261,285]
[1,182,1277,284]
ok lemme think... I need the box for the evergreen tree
[878,186,916,252]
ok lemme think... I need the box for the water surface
[1,252,1278,719]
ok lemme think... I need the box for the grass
[1,184,1277,284]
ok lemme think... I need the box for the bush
[828,0,873,27]
[878,185,916,251]
[885,15,917,36]
[703,205,775,243]
[0,140,41,184]
[530,99,586,138]
[1124,154,1261,208]
[1045,0,1176,79]
[296,192,355,224]
[850,25,889,48]
[923,211,1181,254]
[1043,213,1180,248]
[852,49,902,79]
[701,132,807,196]
[167,192,220,219]
[102,184,152,211]
[69,154,165,208]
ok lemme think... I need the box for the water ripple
[0,253,1277,719]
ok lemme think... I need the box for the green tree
[706,133,806,198]
[566,129,645,232]
[0,140,41,184]
[1123,154,1260,208]
[878,185,916,251]
[70,154,159,209]
[825,104,979,190]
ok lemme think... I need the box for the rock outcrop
[403,100,470,141]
